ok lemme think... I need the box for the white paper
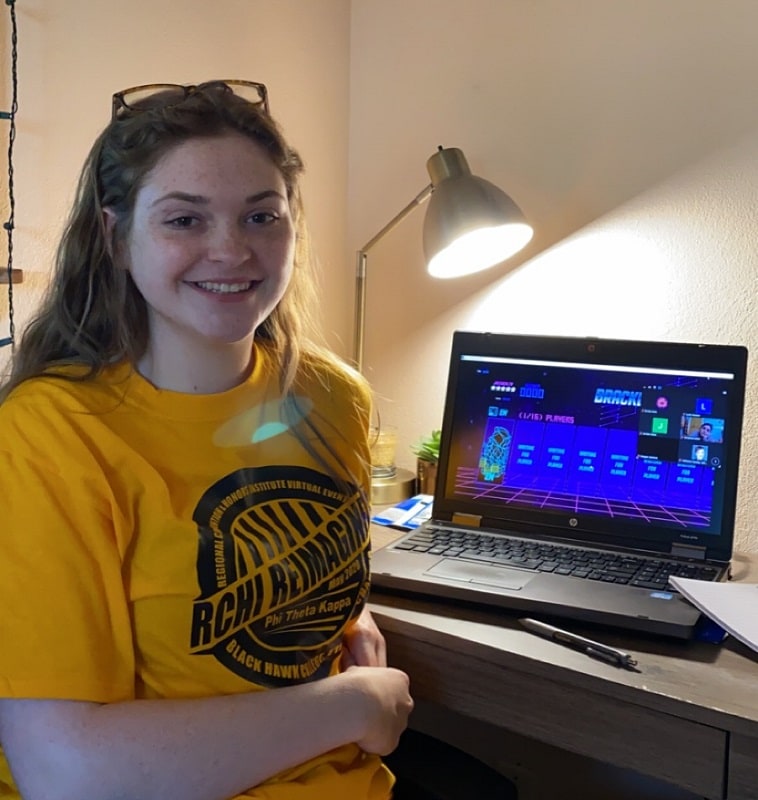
[669,576,758,653]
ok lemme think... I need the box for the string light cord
[1,0,18,350]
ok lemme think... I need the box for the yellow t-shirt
[0,345,391,799]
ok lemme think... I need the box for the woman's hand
[340,609,413,753]
[341,606,387,668]
[340,665,413,755]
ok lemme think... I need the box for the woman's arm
[0,665,413,800]
[342,606,387,668]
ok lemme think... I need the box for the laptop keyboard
[391,526,719,590]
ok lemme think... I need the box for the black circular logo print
[190,465,370,687]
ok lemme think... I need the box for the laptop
[371,331,749,639]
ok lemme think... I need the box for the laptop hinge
[451,512,482,528]
[670,542,707,561]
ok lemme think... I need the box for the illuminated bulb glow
[427,223,534,279]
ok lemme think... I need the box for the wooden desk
[369,526,758,800]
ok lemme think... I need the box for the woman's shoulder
[297,347,372,408]
[0,362,133,420]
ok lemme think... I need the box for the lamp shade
[423,147,533,279]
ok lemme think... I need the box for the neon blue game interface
[444,355,737,537]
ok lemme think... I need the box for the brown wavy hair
[0,83,322,401]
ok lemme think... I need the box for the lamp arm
[353,183,433,371]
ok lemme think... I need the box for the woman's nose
[208,223,252,263]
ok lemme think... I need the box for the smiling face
[108,132,295,389]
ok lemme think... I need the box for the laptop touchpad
[425,559,534,590]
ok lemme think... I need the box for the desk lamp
[355,146,533,503]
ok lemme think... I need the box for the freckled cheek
[125,240,198,285]
[271,237,296,279]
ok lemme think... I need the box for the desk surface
[369,525,758,800]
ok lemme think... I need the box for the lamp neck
[353,184,433,372]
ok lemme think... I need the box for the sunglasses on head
[111,80,269,121]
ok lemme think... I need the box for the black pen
[519,617,639,670]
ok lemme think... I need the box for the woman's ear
[102,207,122,263]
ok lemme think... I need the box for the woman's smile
[191,279,259,294]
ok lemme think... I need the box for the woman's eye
[248,211,279,225]
[167,216,198,228]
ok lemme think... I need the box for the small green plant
[411,429,442,464]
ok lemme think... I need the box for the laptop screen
[435,332,748,561]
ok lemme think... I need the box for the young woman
[0,80,413,800]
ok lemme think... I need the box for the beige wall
[347,0,758,552]
[2,1,757,551]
